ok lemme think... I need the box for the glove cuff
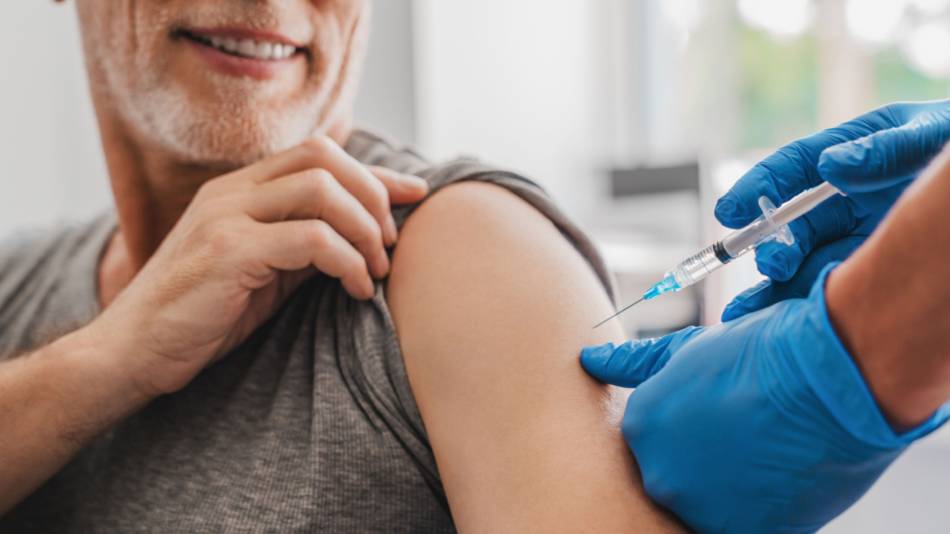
[799,263,950,448]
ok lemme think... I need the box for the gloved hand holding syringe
[595,180,841,328]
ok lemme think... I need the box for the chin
[122,80,323,167]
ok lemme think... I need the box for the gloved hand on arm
[582,267,949,533]
[580,100,950,534]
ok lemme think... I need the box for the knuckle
[300,170,331,197]
[195,180,222,202]
[194,196,231,221]
[778,143,807,166]
[365,179,391,214]
[879,101,902,115]
[195,179,247,213]
[344,253,369,278]
[302,220,332,248]
[311,168,335,184]
[202,221,241,255]
[369,165,395,183]
[300,136,333,158]
[366,164,387,177]
[353,219,384,250]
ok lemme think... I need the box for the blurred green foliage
[735,25,947,151]
[872,48,949,105]
[737,27,818,150]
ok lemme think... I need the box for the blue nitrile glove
[717,100,950,321]
[581,266,950,534]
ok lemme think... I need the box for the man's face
[75,0,370,167]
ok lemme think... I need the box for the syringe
[594,181,842,329]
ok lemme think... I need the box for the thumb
[723,237,864,321]
[819,108,950,193]
[580,326,704,387]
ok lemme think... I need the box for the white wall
[412,0,615,222]
[356,0,417,143]
[0,2,109,231]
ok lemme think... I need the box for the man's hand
[0,137,427,513]
[581,268,950,534]
[717,100,950,320]
[92,136,428,396]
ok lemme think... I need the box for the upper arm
[388,182,683,533]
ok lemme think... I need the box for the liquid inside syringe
[594,181,842,328]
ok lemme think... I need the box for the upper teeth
[204,35,297,61]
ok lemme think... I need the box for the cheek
[89,2,176,95]
[310,2,370,98]
[128,5,179,76]
[314,0,368,62]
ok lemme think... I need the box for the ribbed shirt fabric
[0,130,613,533]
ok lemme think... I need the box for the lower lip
[182,37,300,80]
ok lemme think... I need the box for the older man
[0,1,680,532]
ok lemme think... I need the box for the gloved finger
[580,327,704,388]
[722,236,865,321]
[888,98,950,127]
[753,194,856,281]
[715,107,903,228]
[819,107,950,194]
[715,143,826,229]
[721,279,774,322]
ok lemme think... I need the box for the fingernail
[714,196,738,222]
[371,253,390,279]
[721,303,745,322]
[819,143,867,185]
[715,196,735,214]
[722,296,756,320]
[384,215,398,246]
[363,278,377,300]
[401,174,429,191]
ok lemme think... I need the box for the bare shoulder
[388,180,616,375]
[388,179,604,327]
[388,181,683,533]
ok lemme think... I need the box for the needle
[592,296,645,329]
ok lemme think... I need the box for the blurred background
[1,1,948,531]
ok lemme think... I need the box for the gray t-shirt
[0,130,614,533]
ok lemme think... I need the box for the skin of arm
[0,324,150,513]
[388,182,684,533]
[827,146,950,430]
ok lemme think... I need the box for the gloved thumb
[723,237,863,321]
[580,326,703,387]
[819,108,950,193]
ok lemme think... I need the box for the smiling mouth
[173,28,306,62]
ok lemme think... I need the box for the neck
[106,136,227,270]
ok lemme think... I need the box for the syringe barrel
[668,244,726,289]
[721,182,841,258]
[721,216,777,257]
[663,183,842,295]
